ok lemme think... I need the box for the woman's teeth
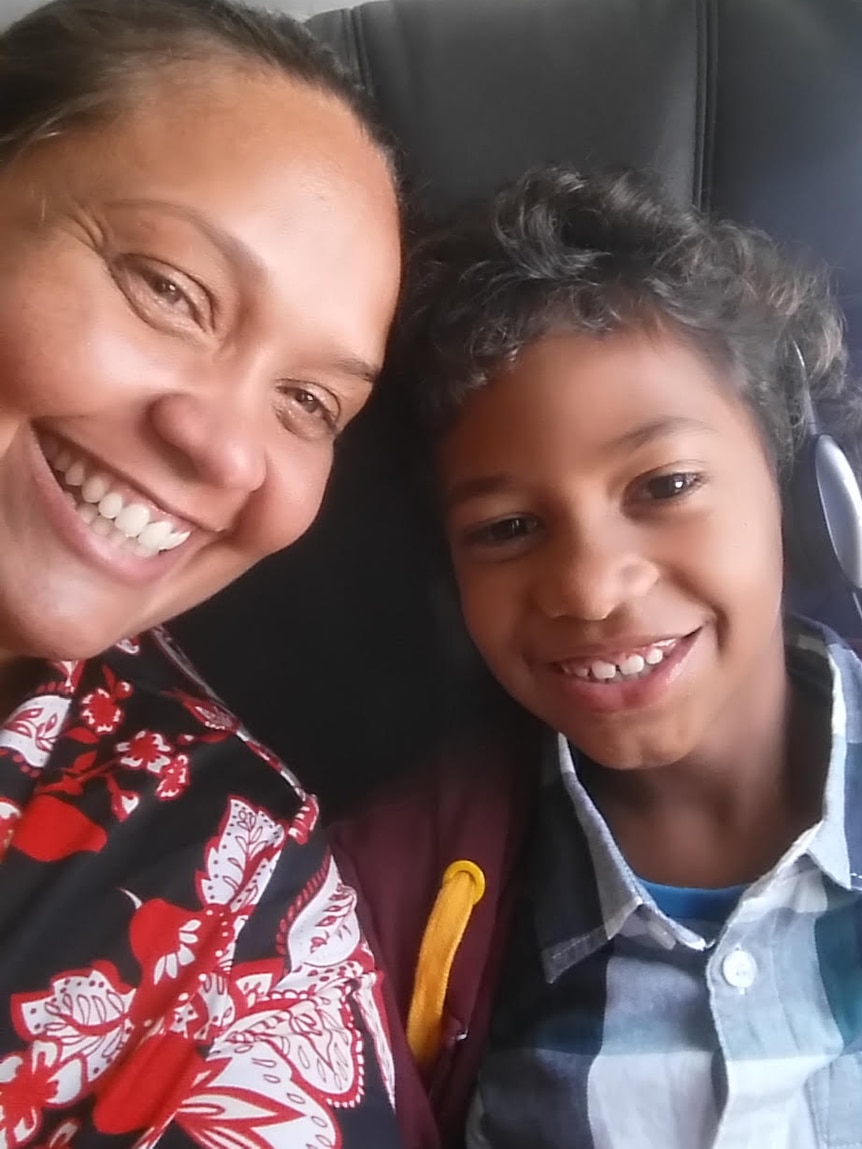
[560,641,677,683]
[43,438,190,558]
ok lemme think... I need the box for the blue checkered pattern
[467,620,862,1149]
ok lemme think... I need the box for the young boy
[333,167,862,1149]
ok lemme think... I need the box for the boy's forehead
[438,329,754,472]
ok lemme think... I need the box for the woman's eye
[463,514,540,547]
[114,256,210,329]
[141,269,189,310]
[637,471,704,502]
[275,383,340,440]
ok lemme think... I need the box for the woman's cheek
[240,441,334,557]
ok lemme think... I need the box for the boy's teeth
[563,642,674,683]
[43,437,192,557]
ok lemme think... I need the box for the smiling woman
[0,1,403,1146]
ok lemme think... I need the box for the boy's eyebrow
[611,415,715,451]
[443,416,715,512]
[443,473,521,512]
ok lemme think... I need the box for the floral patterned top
[0,629,401,1149]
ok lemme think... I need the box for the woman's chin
[0,610,132,666]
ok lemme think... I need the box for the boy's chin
[565,724,700,774]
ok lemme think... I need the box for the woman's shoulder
[94,626,305,789]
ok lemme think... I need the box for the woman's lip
[40,430,214,535]
[539,629,702,715]
[28,427,205,586]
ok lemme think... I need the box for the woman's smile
[44,432,194,556]
[26,425,204,586]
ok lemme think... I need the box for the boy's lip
[544,633,693,664]
[538,628,703,715]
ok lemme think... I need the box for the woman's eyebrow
[109,199,382,387]
[106,197,265,277]
[325,352,380,387]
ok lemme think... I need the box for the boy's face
[439,328,786,770]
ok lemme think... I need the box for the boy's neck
[580,638,829,888]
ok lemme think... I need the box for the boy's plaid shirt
[468,619,862,1149]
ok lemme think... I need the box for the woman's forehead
[0,61,400,375]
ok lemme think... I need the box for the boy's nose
[533,526,658,622]
[148,390,267,496]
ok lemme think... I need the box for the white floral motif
[352,941,396,1107]
[197,798,286,915]
[153,919,202,984]
[13,965,136,1104]
[284,853,362,970]
[172,1038,345,1149]
[227,981,365,1102]
[0,694,71,769]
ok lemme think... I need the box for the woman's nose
[148,390,267,495]
[533,523,658,622]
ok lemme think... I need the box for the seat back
[168,0,862,805]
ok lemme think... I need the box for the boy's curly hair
[395,166,862,478]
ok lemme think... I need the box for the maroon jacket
[330,731,539,1149]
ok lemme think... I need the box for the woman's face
[0,63,401,662]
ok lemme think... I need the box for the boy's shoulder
[331,724,537,880]
[330,721,539,984]
[787,615,862,716]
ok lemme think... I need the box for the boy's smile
[440,327,787,773]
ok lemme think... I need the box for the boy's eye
[462,514,540,547]
[635,471,705,503]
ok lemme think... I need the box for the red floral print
[117,731,173,773]
[0,630,399,1149]
[80,690,123,736]
[155,755,190,800]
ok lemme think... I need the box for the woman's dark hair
[0,0,397,181]
[396,165,862,476]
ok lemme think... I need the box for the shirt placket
[707,863,835,1149]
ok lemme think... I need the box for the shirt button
[721,948,758,990]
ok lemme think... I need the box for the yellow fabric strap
[406,859,486,1069]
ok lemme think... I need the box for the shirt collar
[794,622,862,893]
[533,617,862,982]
